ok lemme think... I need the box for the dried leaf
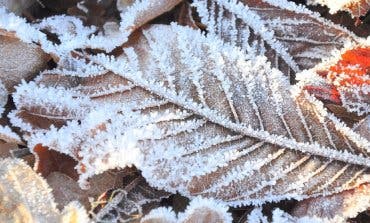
[33,144,79,179]
[307,0,370,18]
[0,142,18,158]
[0,158,89,223]
[192,0,360,77]
[0,30,49,91]
[292,183,370,222]
[47,170,123,209]
[92,168,169,222]
[118,0,182,33]
[11,24,370,206]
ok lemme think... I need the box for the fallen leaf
[12,24,370,206]
[33,144,80,179]
[292,184,370,222]
[92,168,170,222]
[0,158,89,223]
[0,30,49,92]
[192,0,360,78]
[47,170,124,209]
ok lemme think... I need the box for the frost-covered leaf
[192,0,360,77]
[0,29,49,91]
[299,46,370,116]
[0,0,181,56]
[92,168,169,222]
[11,24,370,206]
[307,0,370,18]
[0,158,89,223]
[292,183,370,222]
[118,0,182,33]
[141,197,232,223]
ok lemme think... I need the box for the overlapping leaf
[193,0,361,77]
[0,29,49,91]
[299,46,370,117]
[292,183,370,222]
[11,24,370,206]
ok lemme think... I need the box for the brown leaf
[92,168,170,222]
[118,0,182,34]
[193,0,359,78]
[34,144,79,179]
[0,31,49,92]
[47,170,124,210]
[0,142,18,158]
[292,183,370,221]
[0,158,89,223]
[12,24,370,206]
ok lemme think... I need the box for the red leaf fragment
[304,85,342,105]
[304,47,370,116]
[327,47,370,87]
[34,144,79,179]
